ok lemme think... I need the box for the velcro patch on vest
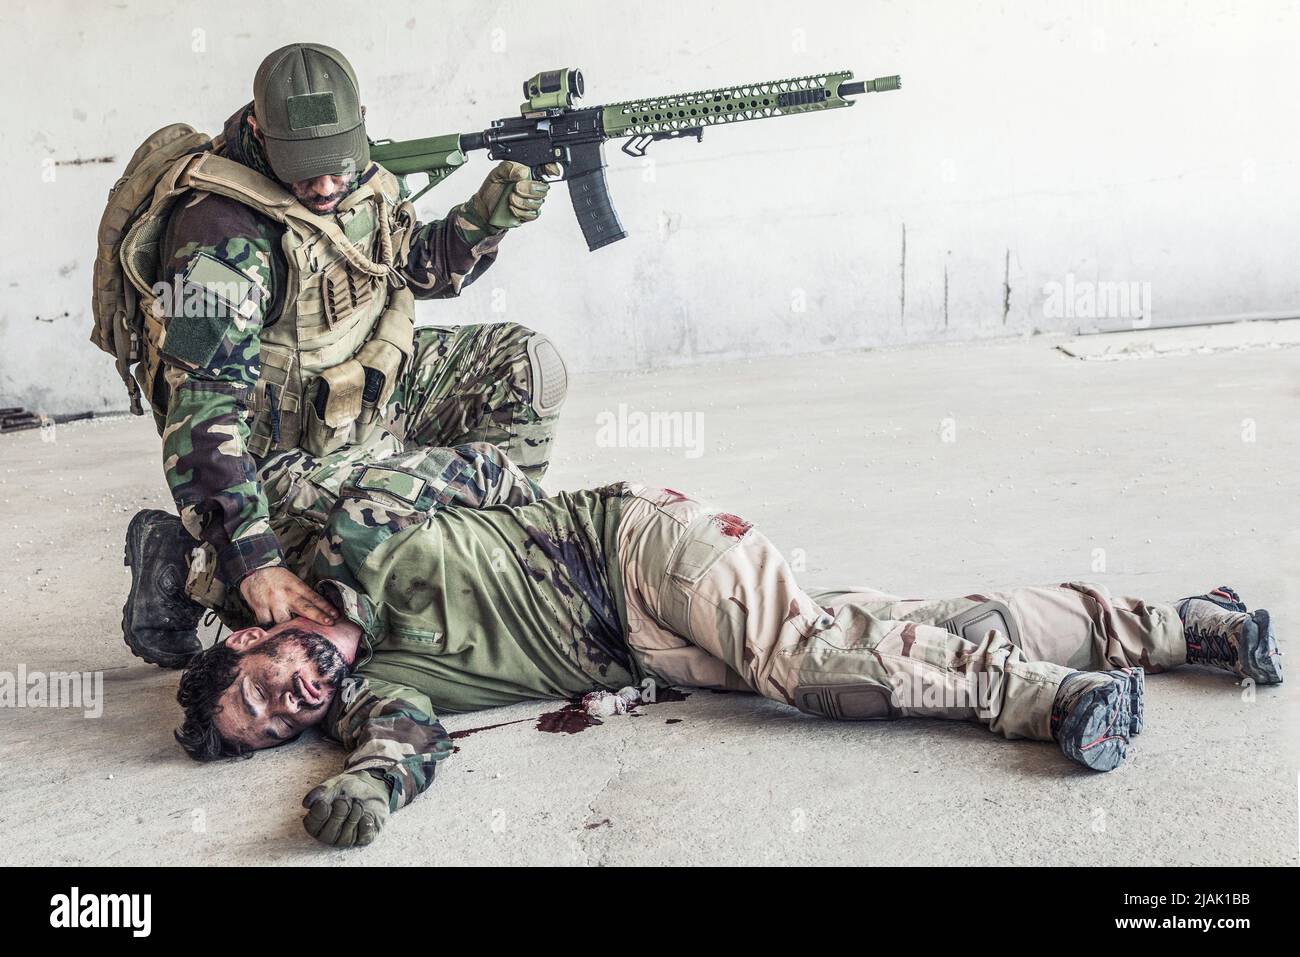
[342,206,374,245]
[180,253,263,320]
[353,466,429,505]
[160,253,264,369]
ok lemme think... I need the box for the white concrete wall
[3,0,1298,414]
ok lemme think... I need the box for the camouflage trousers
[187,321,565,618]
[616,485,1186,742]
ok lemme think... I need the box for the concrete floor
[1,331,1297,865]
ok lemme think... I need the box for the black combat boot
[121,509,204,668]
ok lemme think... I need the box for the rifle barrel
[598,69,893,140]
[840,75,902,97]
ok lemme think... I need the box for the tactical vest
[117,135,417,459]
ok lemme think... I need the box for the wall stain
[943,257,950,329]
[1002,248,1012,324]
[54,156,115,166]
[899,222,907,323]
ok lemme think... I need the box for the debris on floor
[0,408,95,433]
[581,686,642,717]
[1056,319,1300,361]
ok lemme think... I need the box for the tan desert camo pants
[616,485,1187,742]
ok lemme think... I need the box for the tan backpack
[91,123,216,415]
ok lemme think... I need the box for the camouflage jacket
[301,445,632,813]
[159,103,508,588]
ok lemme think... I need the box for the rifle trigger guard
[533,163,566,183]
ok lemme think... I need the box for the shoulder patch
[160,253,264,370]
[182,252,263,320]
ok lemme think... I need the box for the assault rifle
[371,67,900,250]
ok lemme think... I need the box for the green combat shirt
[299,445,633,812]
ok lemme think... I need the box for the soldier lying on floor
[125,444,1282,847]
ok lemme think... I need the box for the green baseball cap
[253,43,369,183]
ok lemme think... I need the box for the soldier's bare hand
[239,566,337,627]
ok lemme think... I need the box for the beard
[260,628,351,703]
[291,176,356,214]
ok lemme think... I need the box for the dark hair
[174,642,247,762]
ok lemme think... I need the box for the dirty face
[212,625,352,752]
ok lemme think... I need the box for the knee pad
[793,684,901,720]
[526,332,568,417]
[939,599,1021,646]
